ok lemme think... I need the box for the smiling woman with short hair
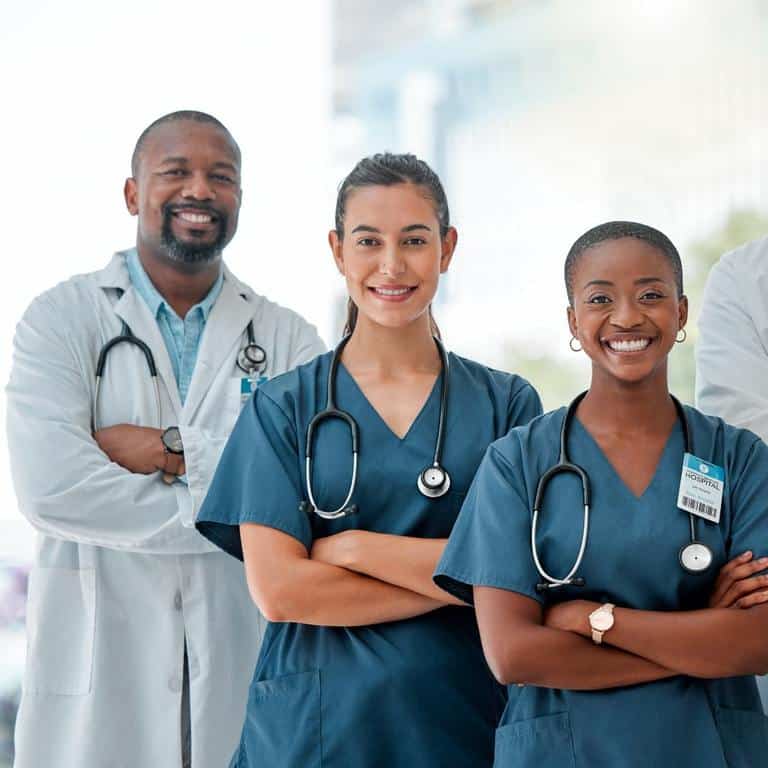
[435,221,768,768]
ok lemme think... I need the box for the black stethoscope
[299,335,451,520]
[532,391,714,593]
[91,293,266,431]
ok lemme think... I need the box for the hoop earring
[676,328,687,344]
[569,336,582,352]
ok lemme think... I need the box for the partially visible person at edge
[436,221,768,767]
[195,152,542,767]
[695,233,768,708]
[6,110,325,768]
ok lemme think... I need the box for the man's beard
[160,204,229,265]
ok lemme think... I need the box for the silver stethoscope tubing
[92,295,264,432]
[300,335,452,520]
[532,391,713,593]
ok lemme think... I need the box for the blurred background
[2,0,768,762]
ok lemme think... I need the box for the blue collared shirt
[126,249,224,404]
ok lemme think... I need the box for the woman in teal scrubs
[195,153,542,767]
[435,221,768,767]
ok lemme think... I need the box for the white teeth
[607,338,651,352]
[375,287,410,296]
[178,212,212,224]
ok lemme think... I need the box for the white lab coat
[7,251,325,768]
[696,234,768,712]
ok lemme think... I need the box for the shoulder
[716,235,768,274]
[224,269,318,334]
[449,353,539,406]
[18,269,103,332]
[706,235,768,292]
[488,407,565,469]
[683,405,765,483]
[256,350,332,418]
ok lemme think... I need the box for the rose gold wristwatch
[588,603,615,644]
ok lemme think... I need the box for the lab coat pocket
[715,706,768,766]
[493,712,575,768]
[242,669,321,767]
[24,567,96,695]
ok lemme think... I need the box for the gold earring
[569,336,582,352]
[676,328,687,344]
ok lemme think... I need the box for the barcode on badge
[680,495,718,520]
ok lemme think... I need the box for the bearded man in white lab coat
[696,235,768,711]
[6,110,325,768]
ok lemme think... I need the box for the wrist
[566,600,600,637]
[588,602,616,644]
[151,428,168,470]
[161,425,184,455]
[336,529,364,569]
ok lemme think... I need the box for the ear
[328,230,345,275]
[439,227,458,273]
[124,178,139,216]
[567,304,578,339]
[678,294,689,330]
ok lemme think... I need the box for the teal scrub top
[435,405,768,768]
[196,351,542,768]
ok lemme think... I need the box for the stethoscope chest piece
[417,465,451,498]
[237,343,267,376]
[679,542,714,573]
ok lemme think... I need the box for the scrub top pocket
[715,706,768,767]
[24,566,96,695]
[494,712,576,768]
[241,669,322,768]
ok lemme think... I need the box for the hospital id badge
[240,376,267,405]
[677,453,724,524]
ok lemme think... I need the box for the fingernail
[742,551,753,559]
[759,557,768,565]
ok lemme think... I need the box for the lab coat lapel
[112,287,183,419]
[182,273,252,423]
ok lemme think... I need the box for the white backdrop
[0,0,335,555]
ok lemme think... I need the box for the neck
[136,246,221,319]
[342,313,440,374]
[578,364,677,435]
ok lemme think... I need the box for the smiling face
[567,236,688,387]
[124,120,242,270]
[329,183,456,332]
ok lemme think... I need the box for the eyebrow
[157,156,189,165]
[350,223,432,234]
[584,276,668,288]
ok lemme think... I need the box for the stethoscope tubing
[92,323,162,433]
[303,334,450,519]
[92,310,262,433]
[533,391,706,591]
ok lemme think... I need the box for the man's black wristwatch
[161,426,184,455]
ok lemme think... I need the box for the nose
[610,297,644,328]
[182,171,215,201]
[378,245,406,277]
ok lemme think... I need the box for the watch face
[591,611,614,631]
[163,427,183,454]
